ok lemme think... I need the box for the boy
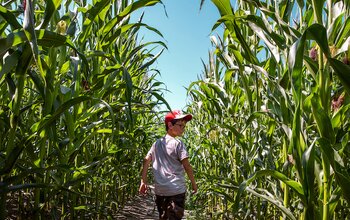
[139,110,197,220]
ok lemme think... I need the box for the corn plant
[187,0,350,219]
[0,0,168,218]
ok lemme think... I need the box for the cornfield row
[1,0,350,219]
[0,0,169,218]
[186,0,350,219]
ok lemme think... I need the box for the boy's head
[165,110,192,135]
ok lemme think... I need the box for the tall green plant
[0,0,168,218]
[188,0,350,219]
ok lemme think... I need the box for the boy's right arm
[139,155,152,195]
[182,158,197,194]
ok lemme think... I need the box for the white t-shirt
[147,134,189,196]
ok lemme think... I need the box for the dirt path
[116,187,193,220]
[116,193,159,219]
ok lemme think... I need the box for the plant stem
[322,153,330,220]
[283,139,289,207]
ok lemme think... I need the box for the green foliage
[0,0,168,218]
[187,0,350,219]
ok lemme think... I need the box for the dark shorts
[155,193,186,220]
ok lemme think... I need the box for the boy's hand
[139,182,148,195]
[192,183,198,194]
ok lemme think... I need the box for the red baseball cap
[164,110,192,125]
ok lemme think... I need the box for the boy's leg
[155,195,168,220]
[167,193,186,220]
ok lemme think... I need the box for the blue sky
[132,1,221,111]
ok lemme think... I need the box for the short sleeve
[177,141,189,161]
[147,142,156,162]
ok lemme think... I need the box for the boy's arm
[181,158,197,194]
[139,155,152,195]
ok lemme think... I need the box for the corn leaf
[302,143,319,219]
[233,169,306,212]
[0,5,21,30]
[245,186,296,220]
[29,96,92,136]
[311,93,336,143]
[311,0,326,24]
[288,34,305,104]
[39,0,62,29]
[100,0,161,40]
[328,58,350,96]
[0,51,19,81]
[334,16,350,48]
[318,138,350,203]
[78,0,111,44]
[211,0,233,16]
[122,68,133,124]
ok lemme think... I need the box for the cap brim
[175,114,192,122]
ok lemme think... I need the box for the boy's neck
[167,131,177,138]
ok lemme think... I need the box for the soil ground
[116,187,195,220]
[116,193,159,219]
